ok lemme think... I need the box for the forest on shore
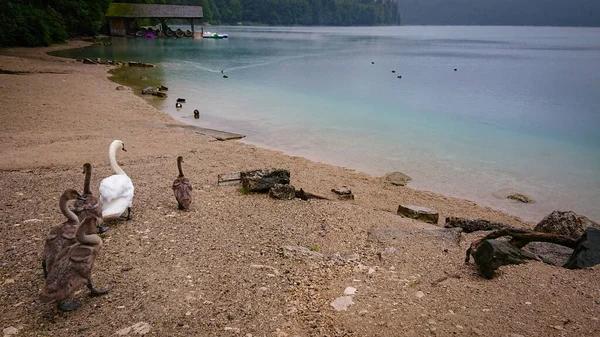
[0,0,400,47]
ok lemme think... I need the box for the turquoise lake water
[56,26,600,222]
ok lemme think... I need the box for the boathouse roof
[106,3,203,18]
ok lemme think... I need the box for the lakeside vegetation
[0,0,400,47]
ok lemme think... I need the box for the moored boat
[202,31,228,39]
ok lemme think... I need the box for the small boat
[203,31,228,39]
[135,28,147,37]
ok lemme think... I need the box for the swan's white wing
[99,174,134,217]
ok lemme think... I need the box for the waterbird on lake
[176,98,186,103]
[176,102,182,109]
[193,109,200,119]
[397,75,402,79]
[392,70,396,73]
[223,75,228,78]
[454,68,457,71]
[371,62,375,64]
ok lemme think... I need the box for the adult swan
[99,140,134,221]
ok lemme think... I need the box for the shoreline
[47,40,539,225]
[2,40,599,336]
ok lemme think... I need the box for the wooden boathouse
[105,3,204,38]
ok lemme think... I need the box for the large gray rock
[564,227,600,269]
[241,168,290,193]
[445,217,506,233]
[534,211,600,240]
[397,205,439,224]
[384,172,412,186]
[474,239,538,279]
[423,227,462,245]
[523,242,573,266]
[268,184,296,200]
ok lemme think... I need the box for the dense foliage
[165,0,400,26]
[0,0,110,47]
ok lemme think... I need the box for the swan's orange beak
[122,147,127,152]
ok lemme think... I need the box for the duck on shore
[172,156,193,210]
[72,163,107,233]
[40,216,108,311]
[42,189,86,278]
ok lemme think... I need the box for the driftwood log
[466,228,578,263]
[465,228,579,278]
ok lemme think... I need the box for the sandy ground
[0,41,599,337]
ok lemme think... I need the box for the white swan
[99,140,134,220]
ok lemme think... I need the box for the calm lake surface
[56,26,600,222]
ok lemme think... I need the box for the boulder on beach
[269,183,296,200]
[534,210,600,240]
[474,239,538,279]
[241,168,290,193]
[397,205,439,224]
[384,172,412,186]
[563,227,600,269]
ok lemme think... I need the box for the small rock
[142,86,154,95]
[471,327,484,335]
[551,325,565,331]
[397,205,439,224]
[279,245,324,260]
[121,265,133,272]
[367,268,376,275]
[344,287,357,295]
[595,299,600,305]
[82,58,96,64]
[116,322,151,335]
[331,296,355,311]
[3,279,15,285]
[23,219,42,223]
[224,327,240,333]
[415,291,425,298]
[331,186,354,200]
[116,86,126,90]
[384,172,412,186]
[3,327,18,336]
[268,184,296,200]
[427,319,436,325]
[507,193,534,203]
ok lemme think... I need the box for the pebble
[23,219,42,223]
[524,301,532,305]
[471,327,483,335]
[115,322,151,336]
[3,279,15,285]
[3,327,18,336]
[331,296,355,311]
[367,268,376,275]
[427,319,436,325]
[344,287,357,295]
[415,291,425,298]
[224,327,240,333]
[595,299,600,305]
